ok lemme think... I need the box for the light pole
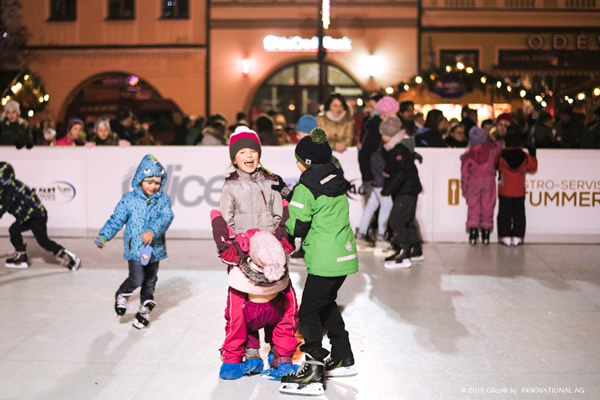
[317,0,329,104]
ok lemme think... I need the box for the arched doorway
[63,72,183,144]
[251,61,364,124]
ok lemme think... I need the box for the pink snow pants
[466,176,497,230]
[221,284,298,364]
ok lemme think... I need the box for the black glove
[26,142,33,149]
[15,140,24,150]
[526,144,536,158]
[414,152,423,164]
[271,174,291,199]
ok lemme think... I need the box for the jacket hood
[460,142,494,164]
[132,154,168,195]
[299,161,348,197]
[0,162,15,186]
[501,148,527,169]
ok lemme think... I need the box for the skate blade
[5,263,30,269]
[279,382,324,396]
[326,366,358,377]
[409,255,425,262]
[132,320,147,329]
[383,260,412,269]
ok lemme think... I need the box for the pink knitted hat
[248,231,287,282]
[229,126,262,160]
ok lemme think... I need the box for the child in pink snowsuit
[460,126,502,245]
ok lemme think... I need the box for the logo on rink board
[448,179,460,206]
[32,181,76,203]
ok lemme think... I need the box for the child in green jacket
[280,128,359,396]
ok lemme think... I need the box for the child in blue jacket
[94,154,174,329]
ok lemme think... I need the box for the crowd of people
[2,93,600,150]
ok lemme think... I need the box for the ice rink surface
[0,238,599,400]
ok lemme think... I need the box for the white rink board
[0,146,598,243]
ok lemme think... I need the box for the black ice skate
[383,248,412,269]
[5,251,29,269]
[57,249,81,271]
[280,357,325,396]
[408,244,425,262]
[468,228,479,245]
[133,300,156,329]
[114,293,131,316]
[325,355,357,377]
[481,228,490,246]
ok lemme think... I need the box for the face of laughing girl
[234,148,259,174]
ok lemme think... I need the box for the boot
[5,249,29,269]
[481,228,490,246]
[468,228,479,245]
[57,249,81,271]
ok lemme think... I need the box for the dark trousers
[117,260,159,303]
[497,195,526,238]
[9,217,62,254]
[298,274,353,362]
[389,194,419,251]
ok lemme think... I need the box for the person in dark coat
[0,162,80,270]
[531,111,557,148]
[381,123,423,268]
[581,107,600,149]
[0,100,33,149]
[415,109,448,148]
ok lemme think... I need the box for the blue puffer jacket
[99,154,174,262]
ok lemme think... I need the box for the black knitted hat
[294,128,332,167]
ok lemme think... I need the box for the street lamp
[317,0,330,104]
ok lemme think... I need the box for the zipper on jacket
[260,190,267,205]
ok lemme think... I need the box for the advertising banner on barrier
[0,147,598,243]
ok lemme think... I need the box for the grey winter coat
[220,169,283,234]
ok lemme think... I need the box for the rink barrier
[1,146,599,243]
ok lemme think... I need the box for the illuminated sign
[263,35,352,52]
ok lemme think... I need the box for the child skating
[460,127,502,245]
[215,126,299,380]
[497,128,538,246]
[0,162,80,270]
[94,154,174,329]
[281,128,358,396]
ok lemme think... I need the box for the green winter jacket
[286,162,358,277]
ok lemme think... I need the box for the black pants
[117,260,160,303]
[9,217,63,254]
[497,195,526,238]
[389,194,419,251]
[298,274,353,362]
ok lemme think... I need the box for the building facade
[8,0,600,131]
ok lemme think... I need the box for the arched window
[64,72,182,144]
[251,61,363,124]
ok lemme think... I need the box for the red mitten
[234,232,250,253]
[220,245,240,265]
[280,236,295,255]
[210,209,235,253]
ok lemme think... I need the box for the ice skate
[325,355,357,377]
[133,300,156,329]
[481,228,490,246]
[373,240,395,257]
[289,246,305,265]
[384,249,412,269]
[57,249,81,271]
[511,237,523,247]
[355,235,374,252]
[468,227,478,245]
[408,244,424,262]
[5,251,29,269]
[114,293,131,316]
[279,357,325,396]
[500,237,512,247]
